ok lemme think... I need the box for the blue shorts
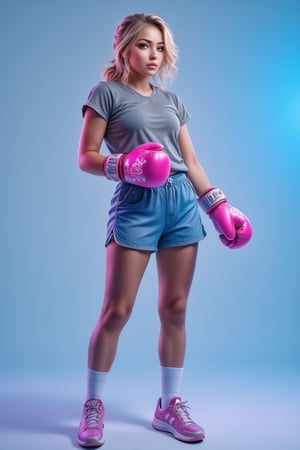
[105,172,206,252]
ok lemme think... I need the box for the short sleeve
[82,82,113,120]
[175,94,191,126]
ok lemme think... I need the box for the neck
[126,77,152,96]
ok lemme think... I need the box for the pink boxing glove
[198,187,252,249]
[103,142,171,188]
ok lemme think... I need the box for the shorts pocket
[184,177,194,191]
[118,183,146,205]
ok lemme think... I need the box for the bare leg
[156,244,198,367]
[88,242,151,371]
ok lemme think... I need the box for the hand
[198,187,252,249]
[103,142,171,187]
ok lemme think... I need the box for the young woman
[76,13,252,447]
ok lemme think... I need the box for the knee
[101,303,132,332]
[158,297,187,327]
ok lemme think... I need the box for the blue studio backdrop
[1,0,299,379]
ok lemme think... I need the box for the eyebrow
[137,38,164,45]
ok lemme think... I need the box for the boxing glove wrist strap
[103,155,124,182]
[198,187,227,214]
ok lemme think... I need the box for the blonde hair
[103,13,178,85]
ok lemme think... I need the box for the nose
[150,47,158,60]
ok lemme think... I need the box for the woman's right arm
[78,107,108,176]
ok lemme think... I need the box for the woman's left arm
[179,124,252,249]
[178,124,211,196]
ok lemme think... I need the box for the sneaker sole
[152,418,205,443]
[77,436,105,448]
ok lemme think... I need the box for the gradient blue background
[0,1,300,448]
[1,0,299,374]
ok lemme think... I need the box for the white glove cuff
[104,155,122,181]
[198,187,227,213]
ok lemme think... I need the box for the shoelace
[84,400,103,429]
[173,401,195,425]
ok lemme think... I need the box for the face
[127,25,164,79]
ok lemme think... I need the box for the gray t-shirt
[83,81,190,173]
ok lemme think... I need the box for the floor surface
[1,369,299,450]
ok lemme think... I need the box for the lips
[147,64,157,70]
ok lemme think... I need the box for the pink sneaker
[152,397,205,442]
[77,398,105,447]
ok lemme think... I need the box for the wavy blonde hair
[103,13,178,85]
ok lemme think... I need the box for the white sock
[86,368,109,401]
[161,366,184,408]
